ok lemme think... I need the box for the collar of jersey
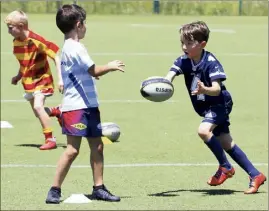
[191,50,206,70]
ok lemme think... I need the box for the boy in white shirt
[45,4,125,203]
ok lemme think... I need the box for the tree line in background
[1,0,267,16]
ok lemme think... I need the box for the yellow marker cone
[101,137,113,144]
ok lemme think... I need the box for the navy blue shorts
[202,104,232,136]
[62,107,102,138]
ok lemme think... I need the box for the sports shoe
[91,185,120,202]
[207,166,235,186]
[39,138,57,150]
[244,173,266,194]
[45,187,61,204]
[45,106,62,127]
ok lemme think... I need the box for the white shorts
[23,89,53,101]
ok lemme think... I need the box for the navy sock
[93,185,104,190]
[226,144,260,178]
[205,135,232,169]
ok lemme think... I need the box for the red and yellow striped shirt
[13,30,59,93]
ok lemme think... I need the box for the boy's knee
[33,104,43,113]
[89,139,104,154]
[97,143,104,153]
[93,143,103,154]
[66,148,79,159]
[197,126,211,141]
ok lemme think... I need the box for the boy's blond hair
[4,10,28,27]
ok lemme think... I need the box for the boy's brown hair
[56,4,86,34]
[179,21,210,43]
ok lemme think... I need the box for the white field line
[1,99,179,103]
[0,52,267,57]
[130,24,236,33]
[1,163,268,168]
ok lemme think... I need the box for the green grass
[1,15,268,210]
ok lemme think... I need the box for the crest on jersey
[208,55,216,61]
[205,111,217,119]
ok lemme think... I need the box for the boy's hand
[11,75,21,85]
[191,80,206,95]
[107,60,125,72]
[58,80,64,94]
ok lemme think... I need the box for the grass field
[1,15,268,210]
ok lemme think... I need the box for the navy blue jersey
[170,50,233,116]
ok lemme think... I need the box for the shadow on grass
[15,143,67,148]
[84,194,132,200]
[148,189,246,197]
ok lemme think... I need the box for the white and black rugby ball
[99,122,121,142]
[140,76,174,102]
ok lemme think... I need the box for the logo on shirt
[214,66,223,73]
[205,111,217,119]
[71,123,87,130]
[208,55,216,61]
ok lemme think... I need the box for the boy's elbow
[88,69,98,77]
[88,65,97,77]
[90,72,98,77]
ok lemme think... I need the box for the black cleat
[45,187,61,204]
[91,185,120,202]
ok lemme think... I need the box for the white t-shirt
[60,39,99,112]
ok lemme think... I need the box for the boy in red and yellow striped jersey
[5,10,63,150]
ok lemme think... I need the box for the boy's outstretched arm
[165,71,177,82]
[54,53,64,93]
[88,60,125,77]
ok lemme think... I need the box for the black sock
[93,184,104,190]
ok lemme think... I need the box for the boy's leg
[86,108,120,202]
[46,135,82,204]
[87,137,104,186]
[87,137,120,202]
[29,93,56,150]
[46,109,88,204]
[217,133,266,194]
[198,122,234,186]
[200,106,236,186]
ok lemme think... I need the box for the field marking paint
[0,121,13,128]
[1,163,268,168]
[130,24,236,33]
[1,52,267,57]
[210,29,236,34]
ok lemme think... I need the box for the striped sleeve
[208,62,226,82]
[29,31,59,59]
[37,40,59,59]
[170,56,184,76]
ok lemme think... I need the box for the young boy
[45,4,125,203]
[164,21,266,194]
[5,10,63,150]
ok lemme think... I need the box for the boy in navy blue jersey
[165,21,266,194]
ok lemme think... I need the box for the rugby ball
[100,122,120,142]
[140,76,174,102]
